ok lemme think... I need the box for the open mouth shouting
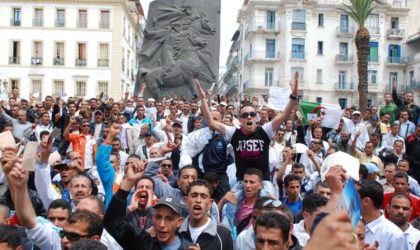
[191,204,203,217]
[138,191,149,205]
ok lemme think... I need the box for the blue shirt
[282,197,303,215]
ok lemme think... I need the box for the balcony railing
[336,25,355,35]
[244,51,280,64]
[98,59,109,67]
[335,54,354,63]
[368,55,379,63]
[291,52,305,59]
[75,58,87,66]
[55,20,65,27]
[291,22,306,31]
[31,57,43,65]
[77,20,87,28]
[335,82,354,91]
[53,58,64,65]
[9,57,20,64]
[387,56,404,64]
[224,79,239,95]
[391,0,408,8]
[10,19,21,26]
[245,21,280,37]
[407,55,416,64]
[32,19,43,27]
[99,21,110,29]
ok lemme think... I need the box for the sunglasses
[263,199,282,208]
[311,141,322,145]
[82,124,89,127]
[240,111,257,119]
[59,231,91,241]
[161,164,172,168]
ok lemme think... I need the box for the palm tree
[339,0,379,111]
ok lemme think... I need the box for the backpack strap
[142,145,148,159]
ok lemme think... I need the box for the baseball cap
[172,118,183,126]
[369,114,378,122]
[219,102,227,107]
[352,110,361,116]
[144,131,155,137]
[54,159,71,170]
[364,162,379,174]
[154,197,182,216]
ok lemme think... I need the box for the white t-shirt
[188,218,211,243]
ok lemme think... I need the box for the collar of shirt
[365,214,385,234]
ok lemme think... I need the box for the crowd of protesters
[0,75,419,250]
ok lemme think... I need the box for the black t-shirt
[226,123,274,180]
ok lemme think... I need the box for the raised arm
[63,115,76,138]
[391,82,403,107]
[195,79,226,135]
[270,72,299,132]
[351,132,360,156]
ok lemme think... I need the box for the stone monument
[134,0,221,99]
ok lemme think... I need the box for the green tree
[339,0,379,111]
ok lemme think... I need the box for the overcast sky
[140,0,243,68]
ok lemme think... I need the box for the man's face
[227,106,235,115]
[194,119,203,129]
[316,186,331,199]
[243,174,262,199]
[239,106,257,133]
[286,180,300,199]
[399,112,409,122]
[150,148,160,158]
[137,98,145,107]
[110,155,120,170]
[177,169,197,193]
[21,101,28,110]
[311,140,322,151]
[255,226,288,250]
[17,110,26,123]
[45,97,53,108]
[382,114,391,124]
[42,113,50,124]
[140,125,150,135]
[398,161,410,173]
[152,206,183,245]
[136,178,154,206]
[48,208,69,228]
[69,152,83,167]
[371,106,378,114]
[304,207,323,233]
[81,122,90,133]
[190,103,198,113]
[160,160,173,177]
[388,197,412,227]
[363,111,372,120]
[292,168,305,182]
[405,93,413,103]
[68,104,77,114]
[112,141,121,152]
[11,106,19,117]
[182,104,190,114]
[313,128,322,139]
[60,166,77,183]
[341,132,350,142]
[384,94,392,103]
[156,102,164,111]
[384,166,396,183]
[352,113,361,123]
[394,141,403,153]
[186,185,213,222]
[364,143,374,155]
[286,120,293,130]
[170,105,178,115]
[89,100,97,109]
[70,178,92,203]
[145,134,155,144]
[276,131,285,141]
[118,115,126,124]
[172,124,182,135]
[61,221,91,249]
[219,105,226,113]
[394,177,409,193]
[391,125,400,135]
[136,107,145,118]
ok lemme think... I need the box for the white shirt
[343,118,369,151]
[93,123,103,140]
[188,218,211,243]
[365,215,409,250]
[299,151,323,177]
[180,113,190,135]
[101,229,123,250]
[382,132,404,149]
[293,220,309,247]
[235,226,255,250]
[404,224,420,250]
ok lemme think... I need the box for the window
[266,39,276,58]
[389,72,398,91]
[54,42,64,65]
[339,42,349,60]
[53,80,65,96]
[291,67,304,81]
[391,17,399,29]
[340,14,349,32]
[338,71,347,89]
[292,38,305,59]
[5,79,19,96]
[368,70,377,84]
[98,81,108,99]
[122,48,125,72]
[100,10,110,28]
[98,43,109,67]
[78,10,87,28]
[75,81,86,96]
[31,80,42,100]
[317,41,323,55]
[33,9,43,26]
[266,10,276,29]
[12,8,21,26]
[316,97,322,103]
[32,41,43,65]
[366,14,379,34]
[56,9,65,27]
[76,43,86,66]
[409,71,415,85]
[316,69,323,83]
[368,99,373,108]
[369,42,378,62]
[338,98,347,109]
[388,45,401,63]
[292,10,306,30]
[318,13,324,27]
[9,41,20,64]
[265,68,274,87]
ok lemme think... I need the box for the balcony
[55,20,65,27]
[244,51,280,66]
[335,54,354,64]
[368,55,380,63]
[32,19,43,27]
[290,52,305,60]
[224,78,239,95]
[75,59,87,66]
[336,26,355,37]
[390,0,408,8]
[387,29,405,39]
[335,82,355,92]
[77,20,87,28]
[243,78,280,91]
[291,22,306,31]
[245,22,280,38]
[53,58,64,65]
[368,84,382,92]
[31,57,43,65]
[9,57,20,64]
[99,21,110,29]
[405,82,420,92]
[386,56,405,66]
[98,59,109,67]
[10,19,21,26]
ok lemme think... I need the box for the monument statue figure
[135,0,220,99]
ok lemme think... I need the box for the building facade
[0,0,144,101]
[220,0,420,108]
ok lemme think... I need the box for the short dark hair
[40,130,51,139]
[186,179,213,197]
[244,168,263,182]
[203,172,219,184]
[255,212,290,243]
[178,165,197,179]
[394,171,409,183]
[389,192,412,207]
[253,196,276,210]
[83,195,105,216]
[0,225,21,249]
[302,193,328,214]
[68,210,103,237]
[137,176,155,191]
[359,164,368,179]
[291,163,305,171]
[277,205,294,223]
[357,179,384,209]
[284,174,301,187]
[48,199,72,214]
[127,154,141,161]
[69,239,107,250]
[315,180,330,190]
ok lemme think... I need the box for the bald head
[211,111,222,122]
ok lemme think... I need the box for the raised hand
[1,146,19,176]
[290,71,299,96]
[194,79,206,100]
[39,134,53,164]
[120,160,146,191]
[8,161,29,190]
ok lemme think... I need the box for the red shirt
[383,192,420,222]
